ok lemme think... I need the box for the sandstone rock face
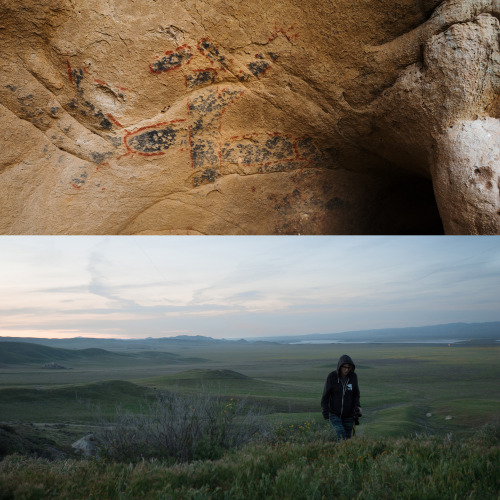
[0,0,498,234]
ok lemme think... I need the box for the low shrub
[94,391,272,462]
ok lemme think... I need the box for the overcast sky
[0,236,499,339]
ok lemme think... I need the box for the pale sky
[0,236,499,339]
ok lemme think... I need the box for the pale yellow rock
[0,0,498,234]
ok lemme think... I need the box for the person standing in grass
[321,354,362,441]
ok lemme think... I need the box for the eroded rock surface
[72,433,99,458]
[0,0,498,234]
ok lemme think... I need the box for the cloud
[0,236,499,339]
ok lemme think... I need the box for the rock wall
[0,0,498,234]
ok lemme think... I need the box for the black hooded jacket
[321,354,360,419]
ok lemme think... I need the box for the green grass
[137,369,315,412]
[0,381,153,423]
[1,427,498,499]
[0,342,207,375]
[365,405,427,437]
[0,342,127,365]
[1,343,499,447]
[1,342,499,498]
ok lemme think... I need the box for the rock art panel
[0,0,498,234]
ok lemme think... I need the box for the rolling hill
[0,342,205,366]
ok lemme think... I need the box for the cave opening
[363,172,444,235]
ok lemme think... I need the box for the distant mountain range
[0,322,498,350]
[254,321,500,343]
[0,341,207,366]
[0,335,223,351]
[0,342,126,365]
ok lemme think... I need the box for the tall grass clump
[94,391,272,462]
[1,424,499,499]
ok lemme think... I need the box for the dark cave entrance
[363,173,444,235]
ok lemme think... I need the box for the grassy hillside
[139,368,318,414]
[0,380,153,423]
[0,342,206,370]
[0,342,141,367]
[0,343,498,457]
[1,343,499,437]
[0,342,122,365]
[0,342,499,498]
[1,427,498,499]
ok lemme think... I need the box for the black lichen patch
[128,127,177,154]
[273,194,292,214]
[150,46,191,73]
[248,60,270,78]
[83,100,95,111]
[264,136,294,159]
[6,84,17,91]
[198,39,228,67]
[66,99,113,131]
[72,68,84,89]
[95,111,112,131]
[296,137,327,162]
[188,88,243,134]
[222,142,268,165]
[192,140,218,169]
[17,94,34,106]
[222,135,294,165]
[237,73,252,83]
[72,171,88,186]
[193,167,219,187]
[189,90,219,115]
[190,116,205,135]
[91,151,112,164]
[110,136,123,147]
[270,187,324,231]
[186,69,217,89]
[221,89,244,103]
[257,160,303,174]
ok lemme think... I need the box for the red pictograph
[64,27,327,190]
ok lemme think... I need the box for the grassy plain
[1,341,499,438]
[1,340,499,498]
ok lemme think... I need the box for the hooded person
[321,354,362,441]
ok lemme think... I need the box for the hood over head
[337,354,355,372]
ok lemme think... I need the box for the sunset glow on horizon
[1,236,499,340]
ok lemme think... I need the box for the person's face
[341,364,353,377]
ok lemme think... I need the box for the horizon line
[0,320,499,341]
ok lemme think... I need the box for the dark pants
[329,414,354,442]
